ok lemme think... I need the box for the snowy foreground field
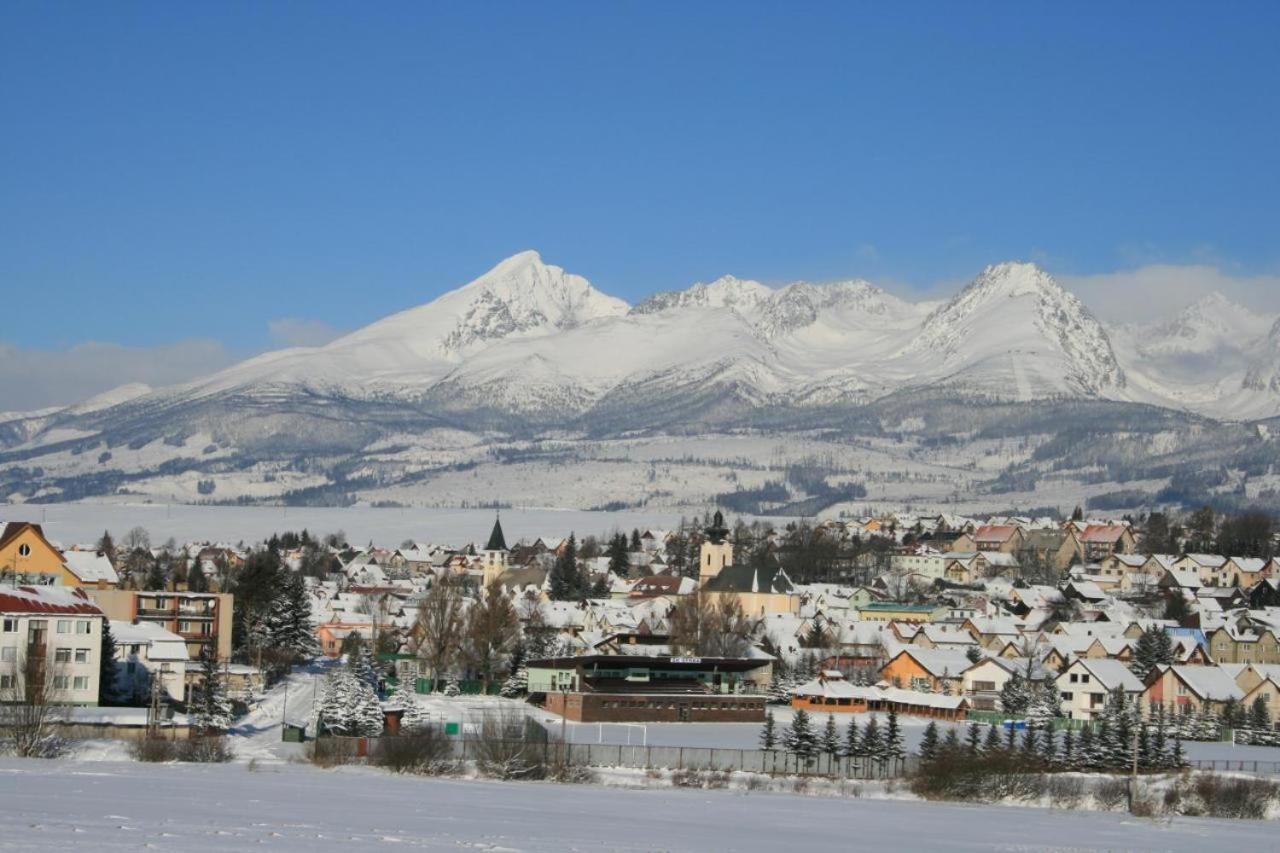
[0,757,1275,853]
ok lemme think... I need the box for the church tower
[698,510,733,587]
[481,513,509,587]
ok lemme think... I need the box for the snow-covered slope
[899,262,1124,399]
[165,250,630,399]
[7,251,1280,507]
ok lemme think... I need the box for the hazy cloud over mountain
[0,339,235,411]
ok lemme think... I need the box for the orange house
[879,648,973,693]
[0,522,118,588]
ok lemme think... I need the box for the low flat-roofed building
[528,653,770,723]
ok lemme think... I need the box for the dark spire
[705,510,729,544]
[485,514,508,551]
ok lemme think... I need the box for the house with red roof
[0,586,105,706]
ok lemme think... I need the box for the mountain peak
[969,261,1060,298]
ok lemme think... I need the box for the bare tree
[0,651,69,758]
[463,581,519,692]
[669,593,754,657]
[412,575,465,690]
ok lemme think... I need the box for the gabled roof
[62,550,119,584]
[702,564,795,595]
[0,586,104,616]
[893,647,973,678]
[1159,665,1246,702]
[1070,658,1143,692]
[973,524,1019,543]
[1080,524,1129,544]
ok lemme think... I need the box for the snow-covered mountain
[4,250,1280,508]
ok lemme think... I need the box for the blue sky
[2,3,1279,405]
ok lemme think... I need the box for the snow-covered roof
[0,585,104,616]
[1071,658,1143,692]
[62,550,119,584]
[1163,665,1246,701]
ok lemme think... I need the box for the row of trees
[760,708,907,764]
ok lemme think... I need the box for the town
[3,504,1280,820]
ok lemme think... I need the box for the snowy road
[0,758,1275,852]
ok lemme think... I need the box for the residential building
[111,619,189,703]
[88,589,233,661]
[0,586,105,706]
[1144,664,1245,716]
[0,522,118,588]
[1056,658,1143,721]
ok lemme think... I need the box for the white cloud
[0,339,235,412]
[1055,264,1280,323]
[267,318,344,348]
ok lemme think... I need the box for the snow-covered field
[0,502,698,548]
[4,757,1279,851]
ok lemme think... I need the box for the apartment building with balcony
[88,589,233,662]
[0,586,105,706]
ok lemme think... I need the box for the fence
[1187,759,1280,776]
[965,711,1087,731]
[357,735,914,779]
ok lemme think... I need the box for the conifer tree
[919,720,940,762]
[861,716,883,763]
[982,722,1002,755]
[884,707,905,760]
[821,713,841,757]
[1038,723,1056,767]
[844,717,862,758]
[965,722,982,755]
[785,708,817,757]
[1169,733,1187,769]
[1000,673,1031,716]
[191,648,233,731]
[1077,723,1097,770]
[760,710,778,749]
[940,726,961,758]
[1060,727,1076,770]
[98,620,122,706]
[1130,626,1174,681]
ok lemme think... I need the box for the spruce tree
[821,713,841,756]
[1131,626,1174,681]
[1249,696,1272,741]
[1060,727,1076,770]
[940,726,961,758]
[884,707,905,760]
[1077,723,1097,770]
[844,717,862,758]
[785,709,817,757]
[760,710,778,749]
[98,620,122,706]
[1038,723,1057,768]
[1000,674,1031,717]
[1169,733,1187,769]
[187,560,208,593]
[965,722,982,755]
[982,723,1002,755]
[191,648,233,731]
[919,720,940,762]
[861,716,883,763]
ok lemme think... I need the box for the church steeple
[485,514,508,552]
[699,510,733,587]
[481,513,509,587]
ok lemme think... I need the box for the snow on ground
[0,757,1276,852]
[228,661,334,763]
[2,502,698,549]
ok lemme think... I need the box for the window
[75,649,89,664]
[1061,691,1073,701]
[17,543,31,557]
[76,620,92,635]
[54,648,71,663]
[56,620,71,634]
[0,675,12,689]
[73,676,89,691]
[1080,674,1090,684]
[1069,673,1079,684]
[52,676,69,690]
[0,647,13,662]
[1,618,15,633]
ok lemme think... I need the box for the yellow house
[697,512,799,616]
[0,522,118,588]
